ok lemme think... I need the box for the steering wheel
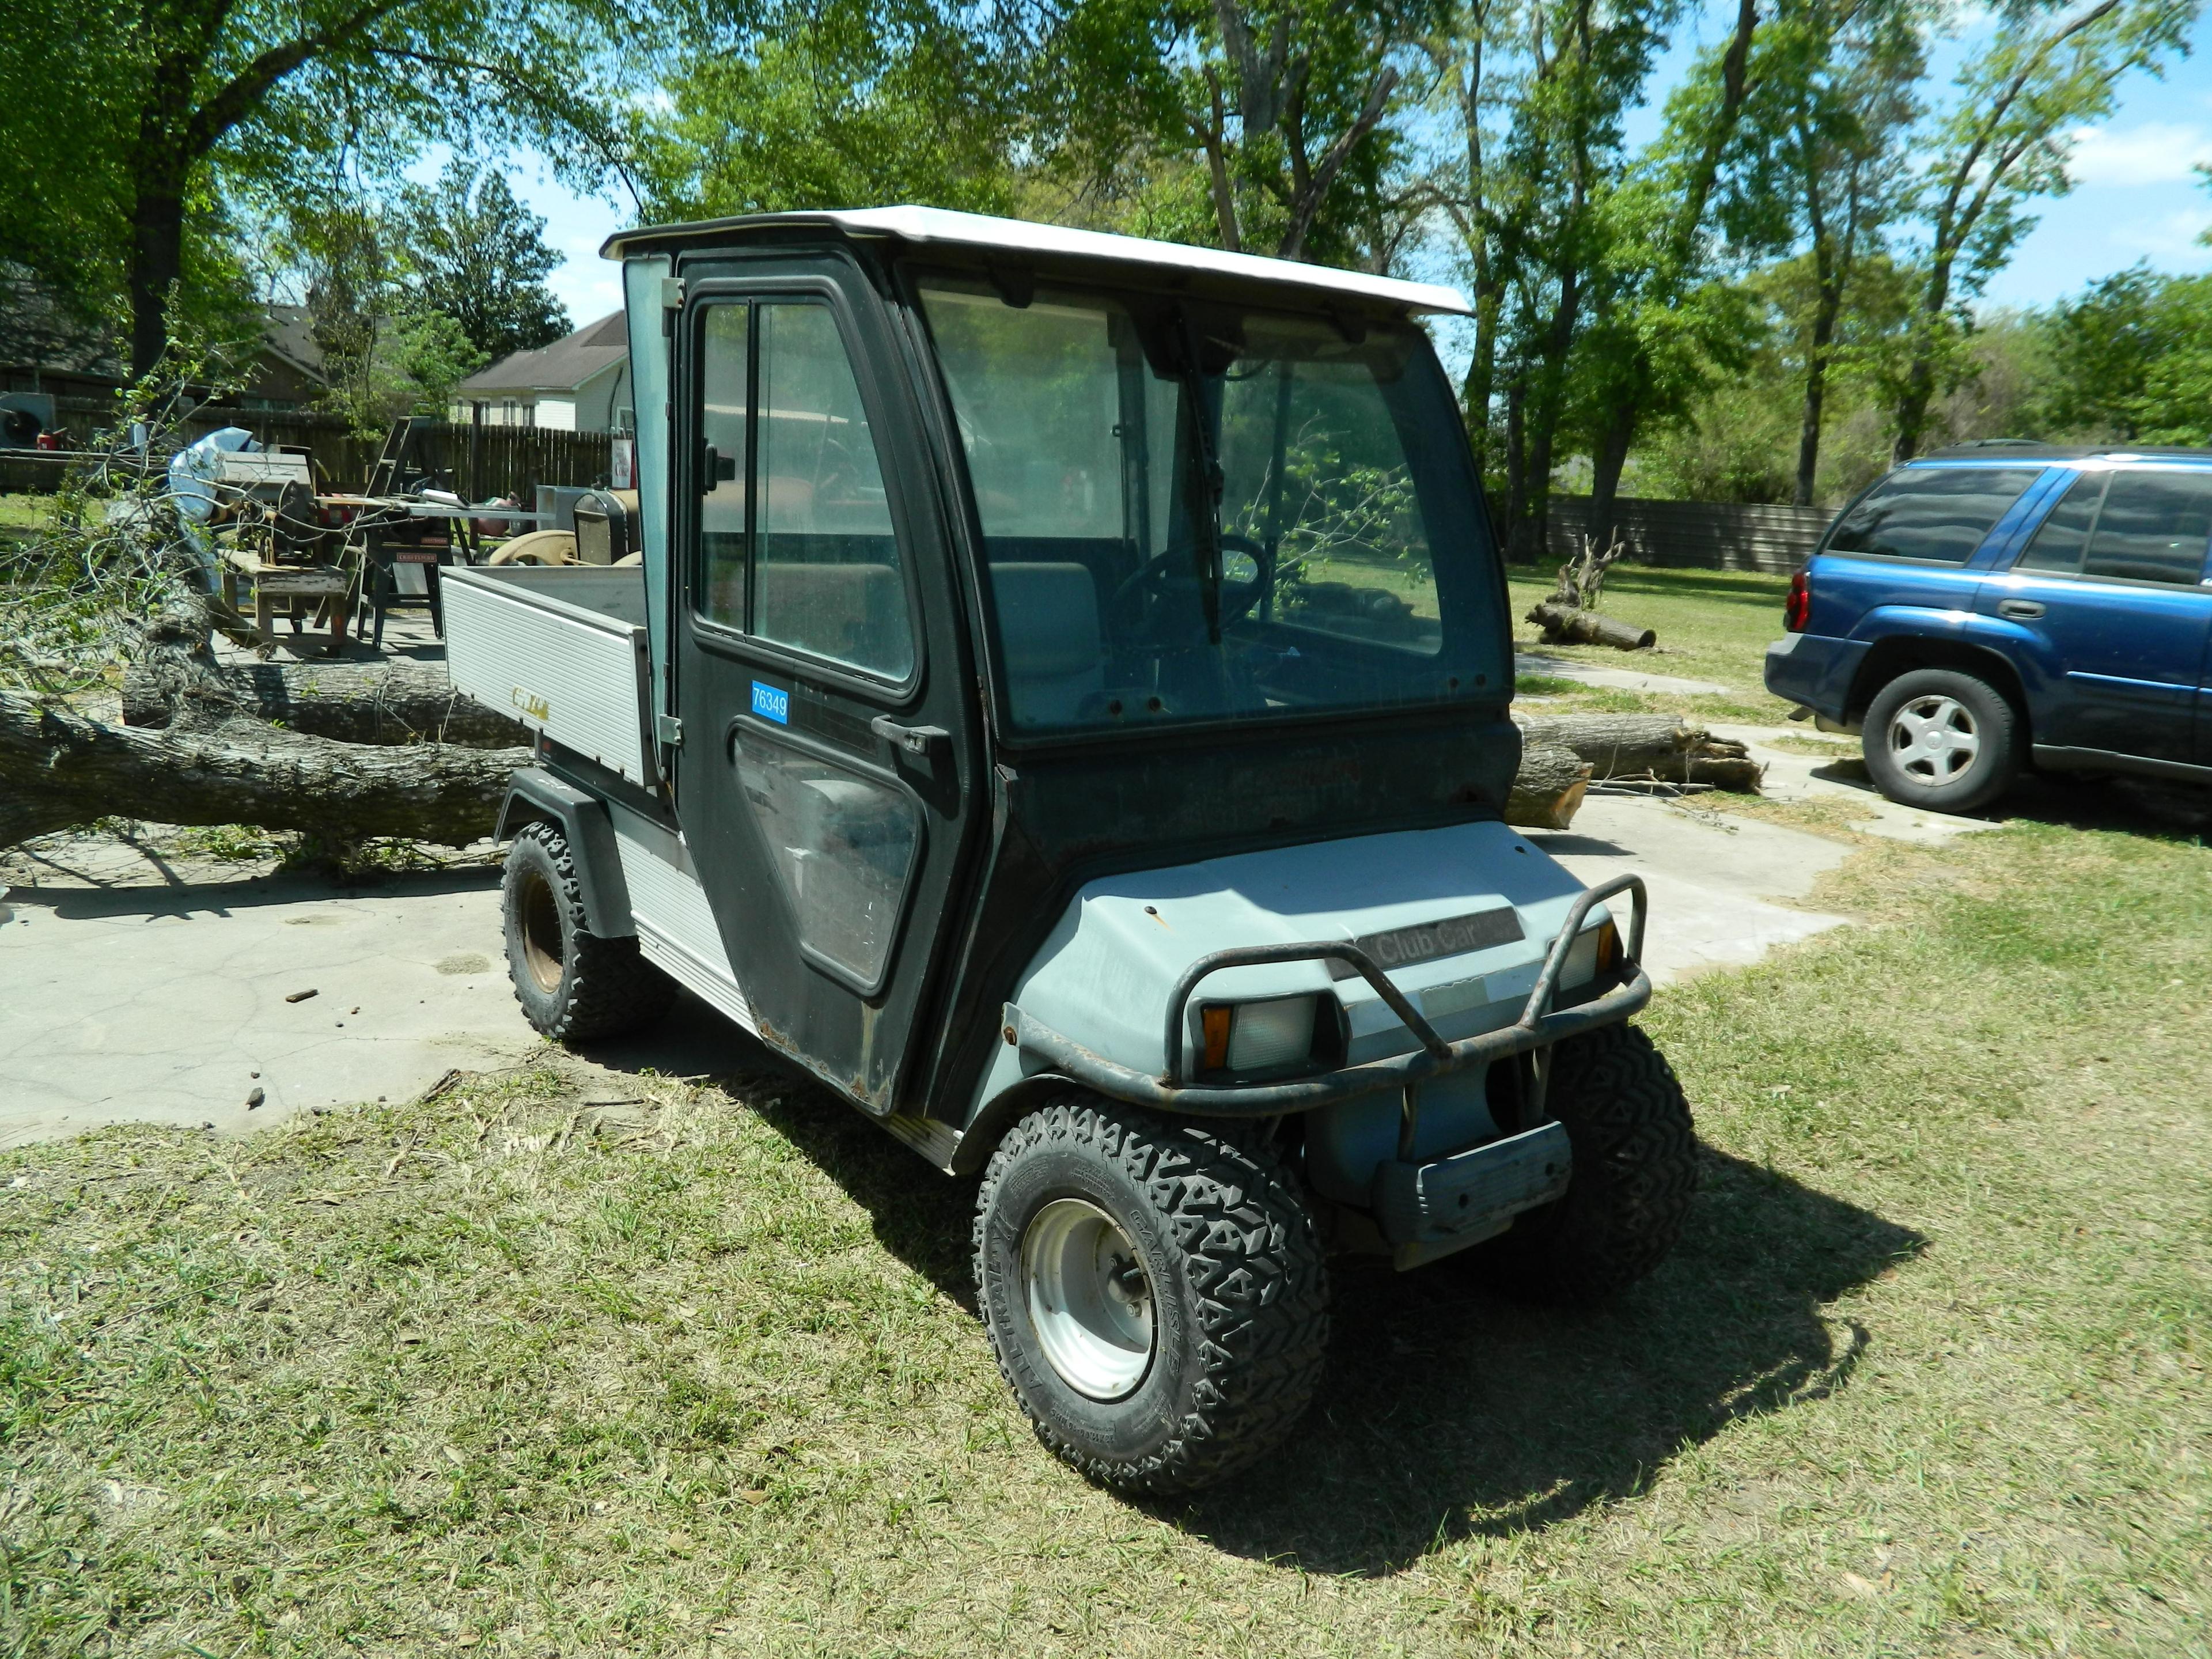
[1110,532,1270,628]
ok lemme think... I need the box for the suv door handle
[871,717,949,758]
[1998,599,2046,620]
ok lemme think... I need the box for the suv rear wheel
[972,1096,1330,1493]
[1862,666,2019,812]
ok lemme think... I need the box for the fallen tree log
[0,691,527,851]
[1527,601,1656,652]
[122,658,524,748]
[1505,742,1593,831]
[1516,712,1762,793]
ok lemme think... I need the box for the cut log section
[0,691,527,852]
[1517,712,1762,793]
[122,659,525,748]
[1526,601,1656,652]
[1505,741,1592,831]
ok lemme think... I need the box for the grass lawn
[1507,563,1803,725]
[0,494,57,533]
[5,814,2209,1656]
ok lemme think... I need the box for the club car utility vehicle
[443,208,1696,1493]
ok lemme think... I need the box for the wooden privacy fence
[6,399,615,501]
[1540,494,1834,574]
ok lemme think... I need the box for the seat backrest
[754,559,906,674]
[991,562,1104,725]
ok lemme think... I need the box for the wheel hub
[1888,693,1980,783]
[517,869,566,993]
[1020,1198,1155,1400]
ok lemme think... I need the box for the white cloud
[2101,206,2212,262]
[2063,121,2212,187]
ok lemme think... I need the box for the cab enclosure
[448,205,1652,1224]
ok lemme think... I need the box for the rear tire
[1862,667,2018,812]
[501,821,673,1043]
[972,1095,1330,1493]
[1467,1023,1696,1304]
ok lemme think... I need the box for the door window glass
[2016,472,2104,575]
[734,732,922,984]
[696,304,750,626]
[754,304,914,678]
[1824,467,2043,563]
[2081,471,2212,586]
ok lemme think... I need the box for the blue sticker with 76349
[751,681,790,725]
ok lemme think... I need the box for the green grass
[1508,564,1802,724]
[5,820,2209,1656]
[0,494,57,533]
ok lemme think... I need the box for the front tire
[1469,1023,1697,1304]
[1862,667,2019,812]
[972,1096,1330,1494]
[501,821,674,1043]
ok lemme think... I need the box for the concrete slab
[1515,650,1729,698]
[1527,794,1851,984]
[0,853,537,1146]
[1,774,1865,1145]
[1709,722,1997,845]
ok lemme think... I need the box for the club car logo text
[1326,906,1525,979]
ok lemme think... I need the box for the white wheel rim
[1888,694,1981,783]
[1020,1198,1154,1400]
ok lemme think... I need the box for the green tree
[1885,0,2198,461]
[0,0,646,378]
[391,160,570,361]
[636,0,1029,219]
[2036,265,2212,445]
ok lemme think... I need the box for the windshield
[919,276,1506,734]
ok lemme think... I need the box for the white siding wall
[533,398,577,432]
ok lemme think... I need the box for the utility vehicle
[443,207,1696,1493]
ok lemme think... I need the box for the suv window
[2016,469,2212,585]
[2085,471,2212,585]
[1824,467,2043,564]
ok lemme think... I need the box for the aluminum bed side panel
[444,570,654,786]
[607,804,757,1036]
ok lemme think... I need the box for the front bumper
[1007,873,1651,1119]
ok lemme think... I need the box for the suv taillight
[1785,569,1810,632]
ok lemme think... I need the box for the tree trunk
[122,658,527,748]
[1587,412,1634,553]
[1505,741,1592,830]
[1527,601,1656,650]
[0,692,527,852]
[1516,711,1761,791]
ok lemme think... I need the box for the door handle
[871,717,949,758]
[1997,599,2046,620]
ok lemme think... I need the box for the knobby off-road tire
[1472,1022,1697,1304]
[973,1096,1330,1494]
[501,821,674,1043]
[1862,666,2020,813]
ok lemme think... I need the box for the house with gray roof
[451,312,630,433]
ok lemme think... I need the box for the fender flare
[495,767,635,938]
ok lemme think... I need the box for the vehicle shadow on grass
[1176,1145,1922,1574]
[619,1056,1926,1571]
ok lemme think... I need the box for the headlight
[1560,919,1623,990]
[1199,995,1319,1074]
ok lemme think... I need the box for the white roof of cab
[603,206,1474,318]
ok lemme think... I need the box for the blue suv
[1765,444,2212,811]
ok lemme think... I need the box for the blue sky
[504,4,2212,332]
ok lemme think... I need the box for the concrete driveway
[1,767,1876,1147]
